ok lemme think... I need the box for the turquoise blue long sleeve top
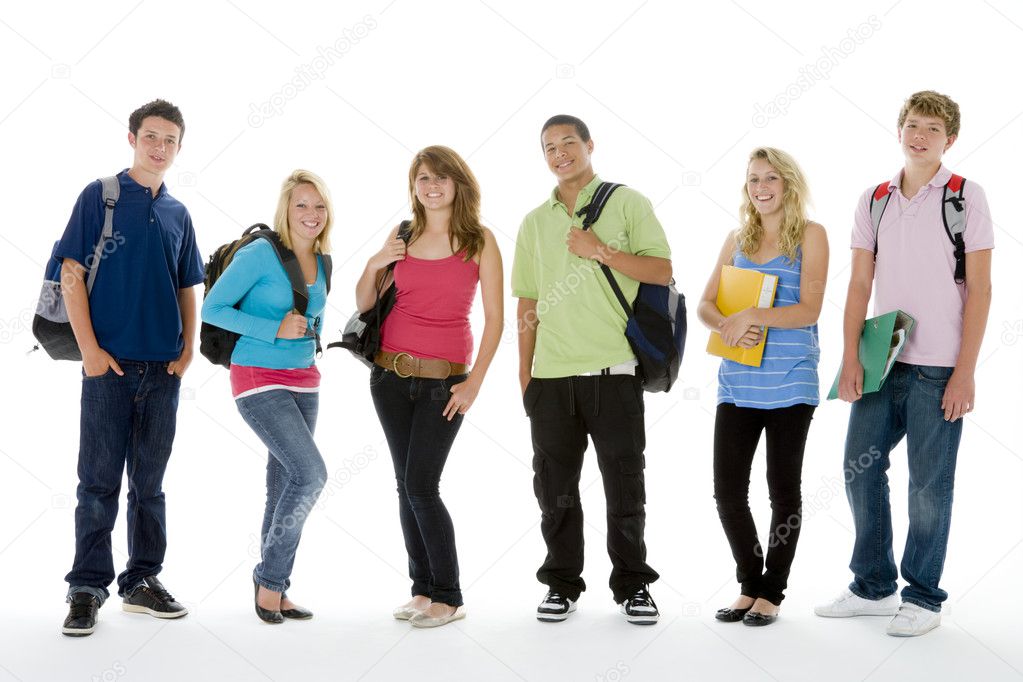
[200,239,327,369]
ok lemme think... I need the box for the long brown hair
[407,146,485,261]
[736,147,809,263]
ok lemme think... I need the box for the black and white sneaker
[122,576,188,619]
[619,586,659,625]
[536,590,577,622]
[62,593,99,636]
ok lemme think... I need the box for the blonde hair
[407,146,485,261]
[737,147,810,263]
[898,90,960,137]
[273,169,333,254]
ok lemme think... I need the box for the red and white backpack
[869,174,968,283]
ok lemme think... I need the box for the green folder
[827,310,916,400]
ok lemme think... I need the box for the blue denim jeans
[370,366,466,607]
[844,362,963,612]
[236,389,326,594]
[65,361,182,604]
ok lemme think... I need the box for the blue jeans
[236,389,326,594]
[844,362,962,612]
[370,366,466,607]
[66,361,182,603]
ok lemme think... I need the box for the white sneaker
[537,591,577,622]
[814,588,900,617]
[619,586,659,625]
[886,602,941,637]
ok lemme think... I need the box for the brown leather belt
[374,351,468,379]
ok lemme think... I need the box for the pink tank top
[380,253,480,365]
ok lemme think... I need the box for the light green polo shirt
[511,175,671,378]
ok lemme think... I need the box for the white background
[1,1,1021,681]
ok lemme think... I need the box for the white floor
[5,356,1023,682]
[5,530,1022,682]
[6,585,1023,681]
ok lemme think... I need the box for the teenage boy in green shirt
[512,114,672,624]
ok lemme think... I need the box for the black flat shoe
[742,610,777,626]
[253,577,284,624]
[281,605,313,620]
[715,606,752,622]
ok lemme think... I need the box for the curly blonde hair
[898,90,960,137]
[737,147,809,263]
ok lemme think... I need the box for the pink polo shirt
[851,165,994,367]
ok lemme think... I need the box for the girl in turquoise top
[201,169,333,624]
[697,148,829,626]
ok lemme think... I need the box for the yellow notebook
[706,264,779,367]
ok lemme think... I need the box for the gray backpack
[869,174,967,283]
[32,176,119,360]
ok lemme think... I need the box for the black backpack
[330,221,412,367]
[578,182,687,393]
[200,224,332,368]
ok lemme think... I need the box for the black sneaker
[122,576,188,619]
[537,590,577,622]
[619,586,659,625]
[62,593,99,636]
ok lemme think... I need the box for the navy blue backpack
[578,182,686,393]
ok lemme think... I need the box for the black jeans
[370,365,466,607]
[524,374,658,603]
[713,402,815,605]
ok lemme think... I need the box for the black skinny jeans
[713,402,815,605]
[525,374,659,603]
[370,365,466,607]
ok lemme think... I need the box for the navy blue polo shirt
[55,170,204,361]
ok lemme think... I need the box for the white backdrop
[1,1,1021,681]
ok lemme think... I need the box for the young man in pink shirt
[816,91,994,636]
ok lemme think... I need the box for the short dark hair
[129,99,185,142]
[541,114,591,145]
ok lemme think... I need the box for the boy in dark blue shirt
[57,99,203,636]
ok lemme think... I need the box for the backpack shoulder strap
[252,229,309,315]
[397,219,413,243]
[381,220,413,279]
[943,174,966,239]
[868,182,892,259]
[943,174,967,283]
[321,253,332,294]
[574,182,634,317]
[86,176,121,293]
[313,254,330,357]
[577,182,625,230]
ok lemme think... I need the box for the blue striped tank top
[717,249,820,409]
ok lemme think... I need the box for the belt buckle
[392,352,414,379]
